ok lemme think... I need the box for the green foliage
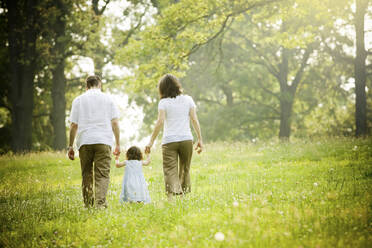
[114,0,371,141]
[0,138,371,247]
[116,0,281,90]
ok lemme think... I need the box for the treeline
[0,0,371,153]
[0,0,153,153]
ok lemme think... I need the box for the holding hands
[145,142,152,155]
[114,145,122,167]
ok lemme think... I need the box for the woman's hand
[145,143,152,154]
[195,140,203,154]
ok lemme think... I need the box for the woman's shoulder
[181,94,193,100]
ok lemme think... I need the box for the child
[116,146,151,204]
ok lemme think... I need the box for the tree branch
[229,27,280,79]
[182,0,282,58]
[195,97,222,105]
[238,98,280,115]
[291,45,314,90]
[183,15,233,58]
[92,0,111,16]
[122,9,147,46]
[324,42,354,64]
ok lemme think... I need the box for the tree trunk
[94,57,104,78]
[279,90,294,140]
[51,0,68,150]
[51,62,67,150]
[354,0,368,136]
[7,0,37,152]
[278,47,292,140]
[91,0,109,79]
[277,43,312,140]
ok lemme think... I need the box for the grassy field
[0,138,371,247]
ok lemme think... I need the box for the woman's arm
[142,153,151,166]
[145,110,165,153]
[190,107,203,154]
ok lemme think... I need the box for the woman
[145,74,203,200]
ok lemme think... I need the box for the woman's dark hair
[158,74,182,99]
[126,146,143,160]
[86,75,101,89]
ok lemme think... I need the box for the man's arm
[68,122,78,160]
[145,110,165,154]
[111,118,121,157]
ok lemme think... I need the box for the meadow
[0,138,371,247]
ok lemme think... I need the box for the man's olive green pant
[79,144,111,208]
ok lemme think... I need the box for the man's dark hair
[86,75,101,89]
[126,146,143,160]
[158,74,182,99]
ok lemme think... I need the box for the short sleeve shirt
[69,89,120,149]
[158,95,196,144]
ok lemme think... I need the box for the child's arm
[142,153,151,166]
[115,159,126,168]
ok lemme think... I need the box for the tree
[50,0,72,150]
[323,0,371,137]
[4,0,45,152]
[116,0,328,140]
[354,0,369,136]
[228,13,316,140]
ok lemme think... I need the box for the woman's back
[158,95,196,144]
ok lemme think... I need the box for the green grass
[0,138,371,247]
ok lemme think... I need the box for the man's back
[70,89,119,149]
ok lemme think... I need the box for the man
[68,75,120,208]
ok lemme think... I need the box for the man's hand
[68,147,75,160]
[68,123,78,160]
[195,141,203,154]
[113,145,121,159]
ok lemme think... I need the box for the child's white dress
[120,160,151,203]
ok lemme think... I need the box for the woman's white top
[158,94,196,145]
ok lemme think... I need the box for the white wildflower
[214,232,225,241]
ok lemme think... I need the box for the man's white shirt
[69,89,120,149]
